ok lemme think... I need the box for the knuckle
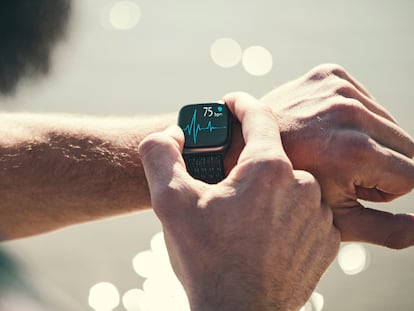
[264,158,293,178]
[307,63,347,81]
[247,157,294,182]
[328,63,347,77]
[293,170,322,204]
[330,79,356,97]
[325,98,365,122]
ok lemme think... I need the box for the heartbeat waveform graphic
[183,109,227,144]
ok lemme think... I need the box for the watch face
[178,103,231,149]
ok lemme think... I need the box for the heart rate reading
[183,109,227,144]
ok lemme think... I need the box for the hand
[261,63,414,249]
[139,93,340,311]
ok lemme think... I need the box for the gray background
[1,0,413,310]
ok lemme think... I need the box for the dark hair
[0,0,71,95]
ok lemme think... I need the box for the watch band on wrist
[183,153,225,184]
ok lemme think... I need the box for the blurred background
[1,0,413,310]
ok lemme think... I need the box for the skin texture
[261,64,414,249]
[0,113,175,238]
[139,93,340,311]
[0,64,413,246]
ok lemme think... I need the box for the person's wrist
[183,272,298,311]
[189,289,297,311]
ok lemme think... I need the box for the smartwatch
[178,102,232,183]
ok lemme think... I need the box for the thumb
[139,126,189,207]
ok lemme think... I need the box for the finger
[333,100,414,157]
[334,204,414,249]
[308,64,376,100]
[138,126,191,200]
[314,64,398,124]
[315,132,414,207]
[334,78,398,124]
[341,132,414,197]
[330,66,374,98]
[223,92,290,165]
[354,186,400,202]
[359,140,414,196]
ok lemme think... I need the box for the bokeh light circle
[242,45,273,76]
[132,250,157,278]
[88,282,120,311]
[300,302,313,311]
[338,243,369,275]
[309,292,324,311]
[210,38,242,68]
[300,292,324,311]
[122,288,144,311]
[150,231,167,254]
[131,232,191,311]
[109,1,141,30]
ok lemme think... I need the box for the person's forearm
[0,112,176,239]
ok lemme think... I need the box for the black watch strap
[183,153,225,184]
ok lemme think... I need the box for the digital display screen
[178,103,230,148]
